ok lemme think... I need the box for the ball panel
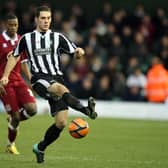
[70,131,83,138]
[78,127,89,136]
[72,118,87,127]
[68,122,78,131]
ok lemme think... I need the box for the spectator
[95,74,113,100]
[123,66,146,101]
[52,10,63,31]
[145,56,168,103]
[97,56,125,98]
[128,31,150,72]
[125,56,139,76]
[77,72,95,99]
[99,2,113,24]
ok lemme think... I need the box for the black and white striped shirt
[13,29,76,75]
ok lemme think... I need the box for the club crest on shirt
[2,43,7,48]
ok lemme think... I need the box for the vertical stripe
[31,32,42,73]
[25,33,39,73]
[45,32,56,75]
[40,34,52,74]
[55,34,63,75]
[54,33,63,75]
[35,33,48,74]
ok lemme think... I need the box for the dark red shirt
[0,31,27,83]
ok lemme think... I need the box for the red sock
[8,127,17,144]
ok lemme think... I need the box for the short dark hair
[5,13,17,21]
[35,6,51,17]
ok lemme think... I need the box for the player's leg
[16,85,37,120]
[6,112,20,154]
[37,99,68,151]
[32,76,97,119]
[33,99,68,163]
[1,87,20,154]
[48,82,97,119]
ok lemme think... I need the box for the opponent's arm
[0,83,6,96]
[1,34,26,85]
[0,52,20,86]
[21,62,31,81]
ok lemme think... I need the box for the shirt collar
[2,31,18,42]
[33,29,51,36]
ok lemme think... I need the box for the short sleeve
[58,33,77,54]
[13,35,27,57]
[20,51,28,63]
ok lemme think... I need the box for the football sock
[38,124,62,151]
[8,124,17,144]
[19,108,31,121]
[62,92,88,115]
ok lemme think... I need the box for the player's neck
[6,31,16,39]
[36,27,48,33]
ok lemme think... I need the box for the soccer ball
[68,118,89,139]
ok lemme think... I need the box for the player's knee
[25,103,37,116]
[56,119,67,129]
[48,83,69,97]
[59,85,69,95]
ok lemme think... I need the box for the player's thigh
[16,85,36,106]
[0,87,19,113]
[48,98,68,117]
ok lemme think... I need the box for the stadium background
[0,0,168,12]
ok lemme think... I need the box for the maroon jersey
[0,32,35,113]
[0,31,27,83]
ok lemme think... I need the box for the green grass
[0,113,168,168]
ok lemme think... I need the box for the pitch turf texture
[0,114,168,168]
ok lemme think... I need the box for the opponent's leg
[19,103,37,121]
[17,85,37,121]
[6,112,20,154]
[1,87,20,154]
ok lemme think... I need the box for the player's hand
[74,47,85,59]
[0,83,6,96]
[0,76,9,86]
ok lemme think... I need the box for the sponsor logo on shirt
[34,48,51,56]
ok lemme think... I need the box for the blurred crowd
[1,1,168,102]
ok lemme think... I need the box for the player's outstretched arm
[0,52,20,86]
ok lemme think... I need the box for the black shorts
[31,74,68,117]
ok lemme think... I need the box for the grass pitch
[0,113,168,168]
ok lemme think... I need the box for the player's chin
[42,26,50,31]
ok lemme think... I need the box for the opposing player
[0,14,37,154]
[0,6,97,163]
